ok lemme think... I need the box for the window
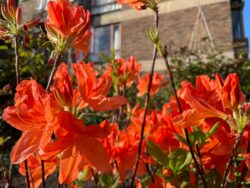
[91,24,121,62]
[91,0,122,15]
[231,9,244,40]
[231,0,245,40]
[92,0,117,7]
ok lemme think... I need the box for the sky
[243,0,250,55]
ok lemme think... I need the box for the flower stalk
[162,47,208,188]
[14,37,20,85]
[221,131,244,188]
[130,6,159,188]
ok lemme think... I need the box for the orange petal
[78,137,112,173]
[11,131,42,164]
[88,96,128,111]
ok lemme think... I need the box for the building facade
[18,0,248,70]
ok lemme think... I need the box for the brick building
[19,0,248,70]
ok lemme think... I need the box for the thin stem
[130,8,159,188]
[145,163,155,183]
[235,140,250,188]
[41,54,60,187]
[221,132,243,188]
[46,54,60,91]
[196,143,205,176]
[162,49,208,188]
[24,160,31,188]
[41,160,46,188]
[14,37,20,85]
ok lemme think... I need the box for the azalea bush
[1,0,250,188]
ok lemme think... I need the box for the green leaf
[167,149,192,174]
[147,140,168,166]
[175,133,188,145]
[189,130,206,146]
[206,169,222,188]
[206,121,220,139]
[99,173,119,188]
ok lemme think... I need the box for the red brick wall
[121,1,233,59]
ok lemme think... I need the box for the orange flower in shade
[40,112,112,184]
[0,0,40,39]
[105,56,141,87]
[117,0,147,10]
[72,61,128,111]
[46,0,91,56]
[2,80,50,164]
[19,155,58,188]
[110,129,146,181]
[137,72,166,97]
[216,73,244,110]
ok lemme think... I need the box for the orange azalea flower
[40,112,112,184]
[105,56,141,88]
[174,78,228,128]
[216,73,244,110]
[72,61,128,111]
[46,0,91,56]
[50,63,86,111]
[111,129,146,181]
[19,155,57,188]
[117,0,147,10]
[137,72,166,97]
[2,80,50,164]
[0,0,40,39]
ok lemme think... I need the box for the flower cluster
[105,56,141,88]
[46,0,91,56]
[1,0,250,187]
[3,62,128,185]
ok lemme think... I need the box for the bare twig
[162,48,208,188]
[14,37,20,85]
[130,8,159,188]
[196,143,206,176]
[145,163,155,183]
[41,160,46,188]
[46,54,60,91]
[24,160,31,188]
[41,54,61,187]
[221,132,244,188]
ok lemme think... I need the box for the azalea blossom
[117,0,147,10]
[2,80,50,164]
[137,72,166,97]
[216,73,244,110]
[0,0,40,39]
[72,61,128,111]
[105,56,141,88]
[46,0,91,56]
[40,112,112,183]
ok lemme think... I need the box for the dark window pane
[232,10,243,39]
[93,26,111,53]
